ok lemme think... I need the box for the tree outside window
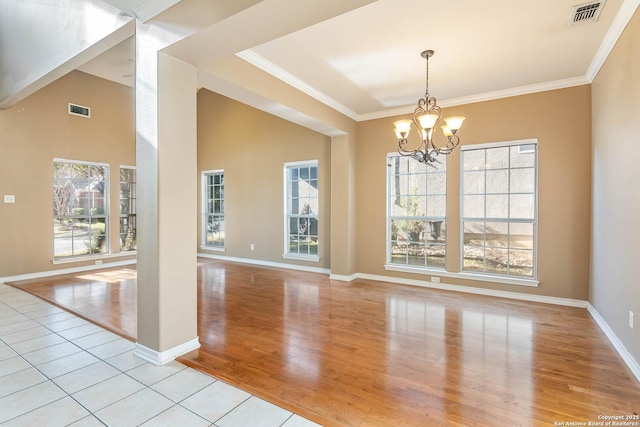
[387,155,446,268]
[53,160,108,258]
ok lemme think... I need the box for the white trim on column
[329,273,358,282]
[134,337,201,366]
[587,304,640,383]
[0,259,136,284]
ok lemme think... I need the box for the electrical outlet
[630,311,634,329]
[250,243,255,251]
[431,276,440,283]
[3,195,15,203]
[95,260,103,265]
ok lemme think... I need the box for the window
[461,140,537,277]
[284,161,318,260]
[119,167,136,251]
[53,159,109,258]
[387,155,446,268]
[202,170,225,248]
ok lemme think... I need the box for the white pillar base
[134,337,200,365]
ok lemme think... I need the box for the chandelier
[393,50,465,163]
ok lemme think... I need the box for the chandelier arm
[433,135,461,155]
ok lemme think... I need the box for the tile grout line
[0,284,318,427]
[0,294,136,425]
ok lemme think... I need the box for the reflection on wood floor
[9,258,640,426]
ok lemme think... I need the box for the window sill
[282,254,320,263]
[53,251,136,265]
[383,264,539,287]
[200,245,226,252]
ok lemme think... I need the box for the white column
[134,21,199,364]
[329,134,357,280]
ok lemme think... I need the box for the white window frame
[385,153,447,271]
[283,160,319,262]
[460,139,539,281]
[119,165,137,253]
[201,169,225,251]
[53,158,110,260]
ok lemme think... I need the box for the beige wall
[591,9,640,362]
[355,85,592,300]
[197,89,332,268]
[0,71,135,277]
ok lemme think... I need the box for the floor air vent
[570,1,605,26]
[68,103,91,118]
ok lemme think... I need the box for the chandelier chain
[424,53,429,98]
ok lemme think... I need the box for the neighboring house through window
[119,166,136,251]
[284,161,319,260]
[461,140,537,277]
[53,159,109,258]
[202,170,225,249]
[387,154,446,269]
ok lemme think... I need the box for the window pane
[463,150,485,170]
[427,244,446,268]
[427,172,446,195]
[463,221,485,246]
[510,223,533,249]
[486,194,508,218]
[461,142,537,277]
[409,195,426,216]
[510,168,535,193]
[486,147,509,169]
[463,171,484,194]
[407,247,426,267]
[463,195,484,218]
[391,218,407,243]
[509,249,534,276]
[390,241,408,264]
[486,170,508,194]
[426,220,445,243]
[510,194,535,219]
[407,219,425,243]
[510,145,536,168]
[463,245,485,271]
[485,222,508,248]
[485,248,509,274]
[426,195,446,217]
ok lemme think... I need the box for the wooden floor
[9,259,640,426]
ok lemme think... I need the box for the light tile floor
[0,284,320,427]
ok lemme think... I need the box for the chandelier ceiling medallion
[393,50,465,163]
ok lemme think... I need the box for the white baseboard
[329,273,358,282]
[355,272,589,308]
[134,337,201,366]
[587,304,640,383]
[197,253,330,275]
[0,259,137,284]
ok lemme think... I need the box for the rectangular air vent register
[68,103,91,118]
[570,1,605,26]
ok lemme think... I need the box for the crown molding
[236,0,638,124]
[586,0,640,82]
[236,49,359,120]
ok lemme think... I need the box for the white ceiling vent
[570,1,605,26]
[68,103,90,118]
